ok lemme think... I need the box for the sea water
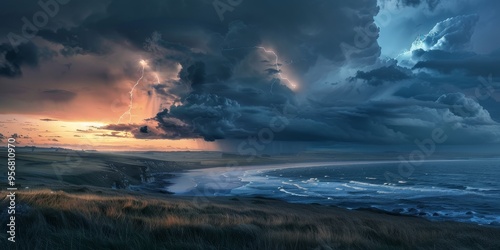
[168,159,500,226]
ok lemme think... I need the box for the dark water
[170,159,500,226]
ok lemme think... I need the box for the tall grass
[1,189,499,250]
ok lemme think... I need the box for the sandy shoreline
[165,158,500,227]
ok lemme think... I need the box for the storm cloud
[1,0,500,147]
[0,42,38,77]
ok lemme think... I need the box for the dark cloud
[412,50,500,76]
[101,121,196,140]
[0,42,38,77]
[40,118,58,122]
[167,94,242,141]
[76,129,94,133]
[104,7,500,145]
[37,20,116,57]
[436,92,493,121]
[92,0,383,143]
[98,124,132,132]
[180,62,207,88]
[393,81,440,101]
[351,64,410,86]
[2,0,382,74]
[96,132,126,138]
[0,0,383,125]
[387,0,441,11]
[2,0,500,147]
[139,126,148,133]
[39,89,77,102]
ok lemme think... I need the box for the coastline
[165,158,472,193]
[2,150,499,248]
[2,187,500,249]
[165,158,500,227]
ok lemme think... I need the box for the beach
[167,159,500,226]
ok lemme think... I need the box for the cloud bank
[1,0,500,148]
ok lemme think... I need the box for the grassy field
[4,148,496,191]
[0,148,335,191]
[1,188,500,250]
[1,149,500,249]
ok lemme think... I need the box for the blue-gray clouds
[1,0,499,146]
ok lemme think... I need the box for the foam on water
[167,159,500,226]
[279,188,310,197]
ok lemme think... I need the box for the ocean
[167,159,500,226]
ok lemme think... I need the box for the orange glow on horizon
[0,114,216,152]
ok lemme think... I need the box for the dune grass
[1,189,499,250]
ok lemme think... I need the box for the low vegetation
[1,189,499,250]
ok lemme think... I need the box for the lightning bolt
[117,59,148,124]
[222,46,298,92]
[255,46,298,92]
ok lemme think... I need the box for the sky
[0,0,499,152]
